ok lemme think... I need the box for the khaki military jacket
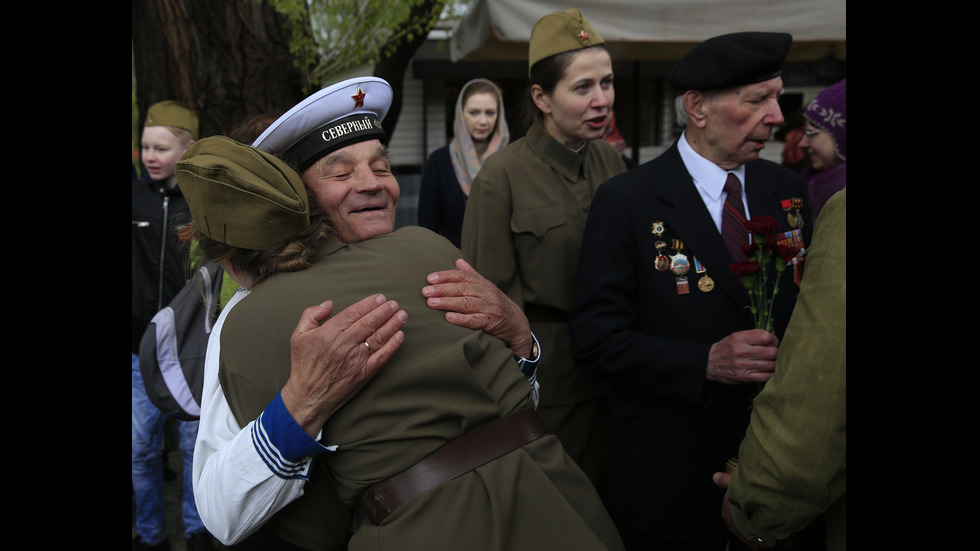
[461,121,627,406]
[729,190,846,550]
[219,227,624,551]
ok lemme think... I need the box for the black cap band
[283,113,387,170]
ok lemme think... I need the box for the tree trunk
[134,0,444,143]
[373,0,444,141]
[132,0,311,140]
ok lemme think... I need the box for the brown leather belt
[359,408,548,525]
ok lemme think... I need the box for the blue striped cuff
[515,332,540,387]
[252,393,332,480]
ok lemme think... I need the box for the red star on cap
[579,30,588,41]
[351,87,366,108]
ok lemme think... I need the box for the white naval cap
[253,76,393,170]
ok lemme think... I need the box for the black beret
[667,32,792,92]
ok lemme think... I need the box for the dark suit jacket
[569,140,812,540]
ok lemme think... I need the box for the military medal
[781,198,804,229]
[670,239,690,294]
[777,229,807,286]
[651,221,665,236]
[793,198,804,229]
[694,257,714,292]
[781,198,795,227]
[655,240,669,271]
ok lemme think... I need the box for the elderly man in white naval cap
[192,77,540,549]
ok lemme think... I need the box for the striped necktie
[721,173,748,262]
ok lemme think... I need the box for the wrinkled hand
[711,473,770,549]
[422,258,533,358]
[280,294,407,437]
[713,472,769,549]
[706,329,779,385]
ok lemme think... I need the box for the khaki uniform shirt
[729,190,846,550]
[461,121,627,406]
[219,227,624,551]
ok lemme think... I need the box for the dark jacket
[570,140,811,541]
[417,145,467,248]
[132,178,191,354]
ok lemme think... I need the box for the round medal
[698,275,715,292]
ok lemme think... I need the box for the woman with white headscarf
[418,79,509,248]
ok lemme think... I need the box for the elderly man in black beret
[569,32,813,550]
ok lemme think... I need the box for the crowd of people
[134,8,845,551]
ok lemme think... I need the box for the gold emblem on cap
[352,87,366,108]
[579,29,588,41]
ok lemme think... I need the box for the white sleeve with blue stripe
[192,288,333,546]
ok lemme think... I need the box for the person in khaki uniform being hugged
[189,77,621,551]
[460,9,627,497]
[178,130,625,550]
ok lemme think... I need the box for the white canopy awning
[450,0,846,63]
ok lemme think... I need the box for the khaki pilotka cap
[145,100,200,140]
[175,136,310,250]
[527,9,605,77]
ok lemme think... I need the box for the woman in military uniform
[460,9,627,495]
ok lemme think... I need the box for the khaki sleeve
[728,190,846,544]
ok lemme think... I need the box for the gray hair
[673,95,689,126]
[674,90,721,127]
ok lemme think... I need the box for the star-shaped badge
[351,87,366,108]
[579,30,589,41]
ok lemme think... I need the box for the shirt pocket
[510,206,565,240]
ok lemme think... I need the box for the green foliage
[311,0,443,83]
[266,0,471,86]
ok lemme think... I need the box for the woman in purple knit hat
[800,79,846,222]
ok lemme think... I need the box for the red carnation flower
[729,261,760,277]
[729,214,802,334]
[745,215,780,236]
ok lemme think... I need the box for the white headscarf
[448,79,509,196]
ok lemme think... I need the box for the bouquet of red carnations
[728,215,801,332]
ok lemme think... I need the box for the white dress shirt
[677,131,750,232]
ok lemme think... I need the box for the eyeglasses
[803,128,823,137]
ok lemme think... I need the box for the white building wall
[424,78,448,160]
[387,65,435,229]
[387,67,426,167]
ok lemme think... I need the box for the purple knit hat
[804,79,846,161]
